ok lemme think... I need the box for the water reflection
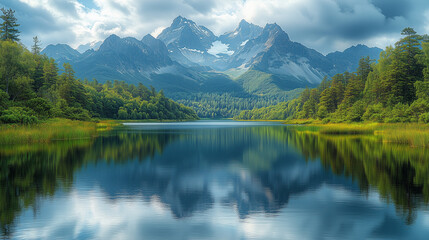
[1,121,429,239]
[287,128,429,224]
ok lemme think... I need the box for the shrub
[52,99,68,118]
[63,107,91,121]
[322,118,331,124]
[346,100,366,122]
[419,113,429,123]
[362,103,385,122]
[0,89,9,110]
[118,108,128,119]
[52,99,91,121]
[317,105,328,119]
[406,98,429,122]
[25,97,53,118]
[385,103,410,123]
[0,107,38,124]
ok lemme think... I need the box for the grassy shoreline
[0,119,99,144]
[2,118,429,147]
[284,120,429,148]
[0,118,200,145]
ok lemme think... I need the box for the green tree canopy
[0,8,20,42]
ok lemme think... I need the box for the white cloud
[1,0,429,53]
[151,26,166,38]
[13,184,429,239]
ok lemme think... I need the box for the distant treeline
[173,90,301,118]
[236,28,429,123]
[0,8,197,124]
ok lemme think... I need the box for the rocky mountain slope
[42,16,382,96]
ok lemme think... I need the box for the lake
[1,120,429,239]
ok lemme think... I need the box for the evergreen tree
[341,75,362,108]
[317,76,330,93]
[319,88,336,113]
[393,27,424,104]
[301,89,319,118]
[32,36,41,55]
[356,56,372,83]
[236,28,429,123]
[0,8,20,42]
[31,53,47,92]
[42,58,58,91]
[331,75,345,108]
[0,40,198,123]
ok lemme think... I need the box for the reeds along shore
[290,122,429,148]
[0,119,180,145]
[1,118,429,148]
[0,119,99,145]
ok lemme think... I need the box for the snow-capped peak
[207,41,234,57]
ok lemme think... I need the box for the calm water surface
[1,120,429,239]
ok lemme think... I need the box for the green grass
[317,123,377,135]
[290,122,429,147]
[375,124,429,147]
[0,118,199,145]
[0,118,100,144]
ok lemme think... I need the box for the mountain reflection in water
[1,121,428,239]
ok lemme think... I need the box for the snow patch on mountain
[181,47,204,54]
[179,47,206,64]
[268,56,324,84]
[207,41,234,57]
[154,65,179,74]
[240,40,249,47]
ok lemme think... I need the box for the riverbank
[0,119,100,144]
[3,118,429,147]
[0,118,202,144]
[286,120,429,147]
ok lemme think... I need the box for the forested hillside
[236,28,429,123]
[173,90,302,118]
[0,9,197,124]
[42,16,381,118]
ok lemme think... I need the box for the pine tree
[32,36,41,55]
[341,75,362,108]
[42,58,58,90]
[301,89,319,118]
[318,76,330,93]
[319,88,336,113]
[0,8,20,42]
[58,63,77,104]
[393,27,424,104]
[356,56,372,83]
[331,75,345,107]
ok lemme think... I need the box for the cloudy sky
[2,0,429,54]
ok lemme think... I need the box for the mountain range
[41,16,382,116]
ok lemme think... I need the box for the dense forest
[0,8,198,124]
[236,28,429,123]
[173,90,301,118]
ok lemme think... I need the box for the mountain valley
[42,16,382,117]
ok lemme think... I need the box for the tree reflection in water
[1,123,428,237]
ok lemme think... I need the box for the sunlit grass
[0,119,196,145]
[375,124,429,147]
[0,118,100,144]
[290,122,429,147]
[316,123,378,135]
[284,119,320,125]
